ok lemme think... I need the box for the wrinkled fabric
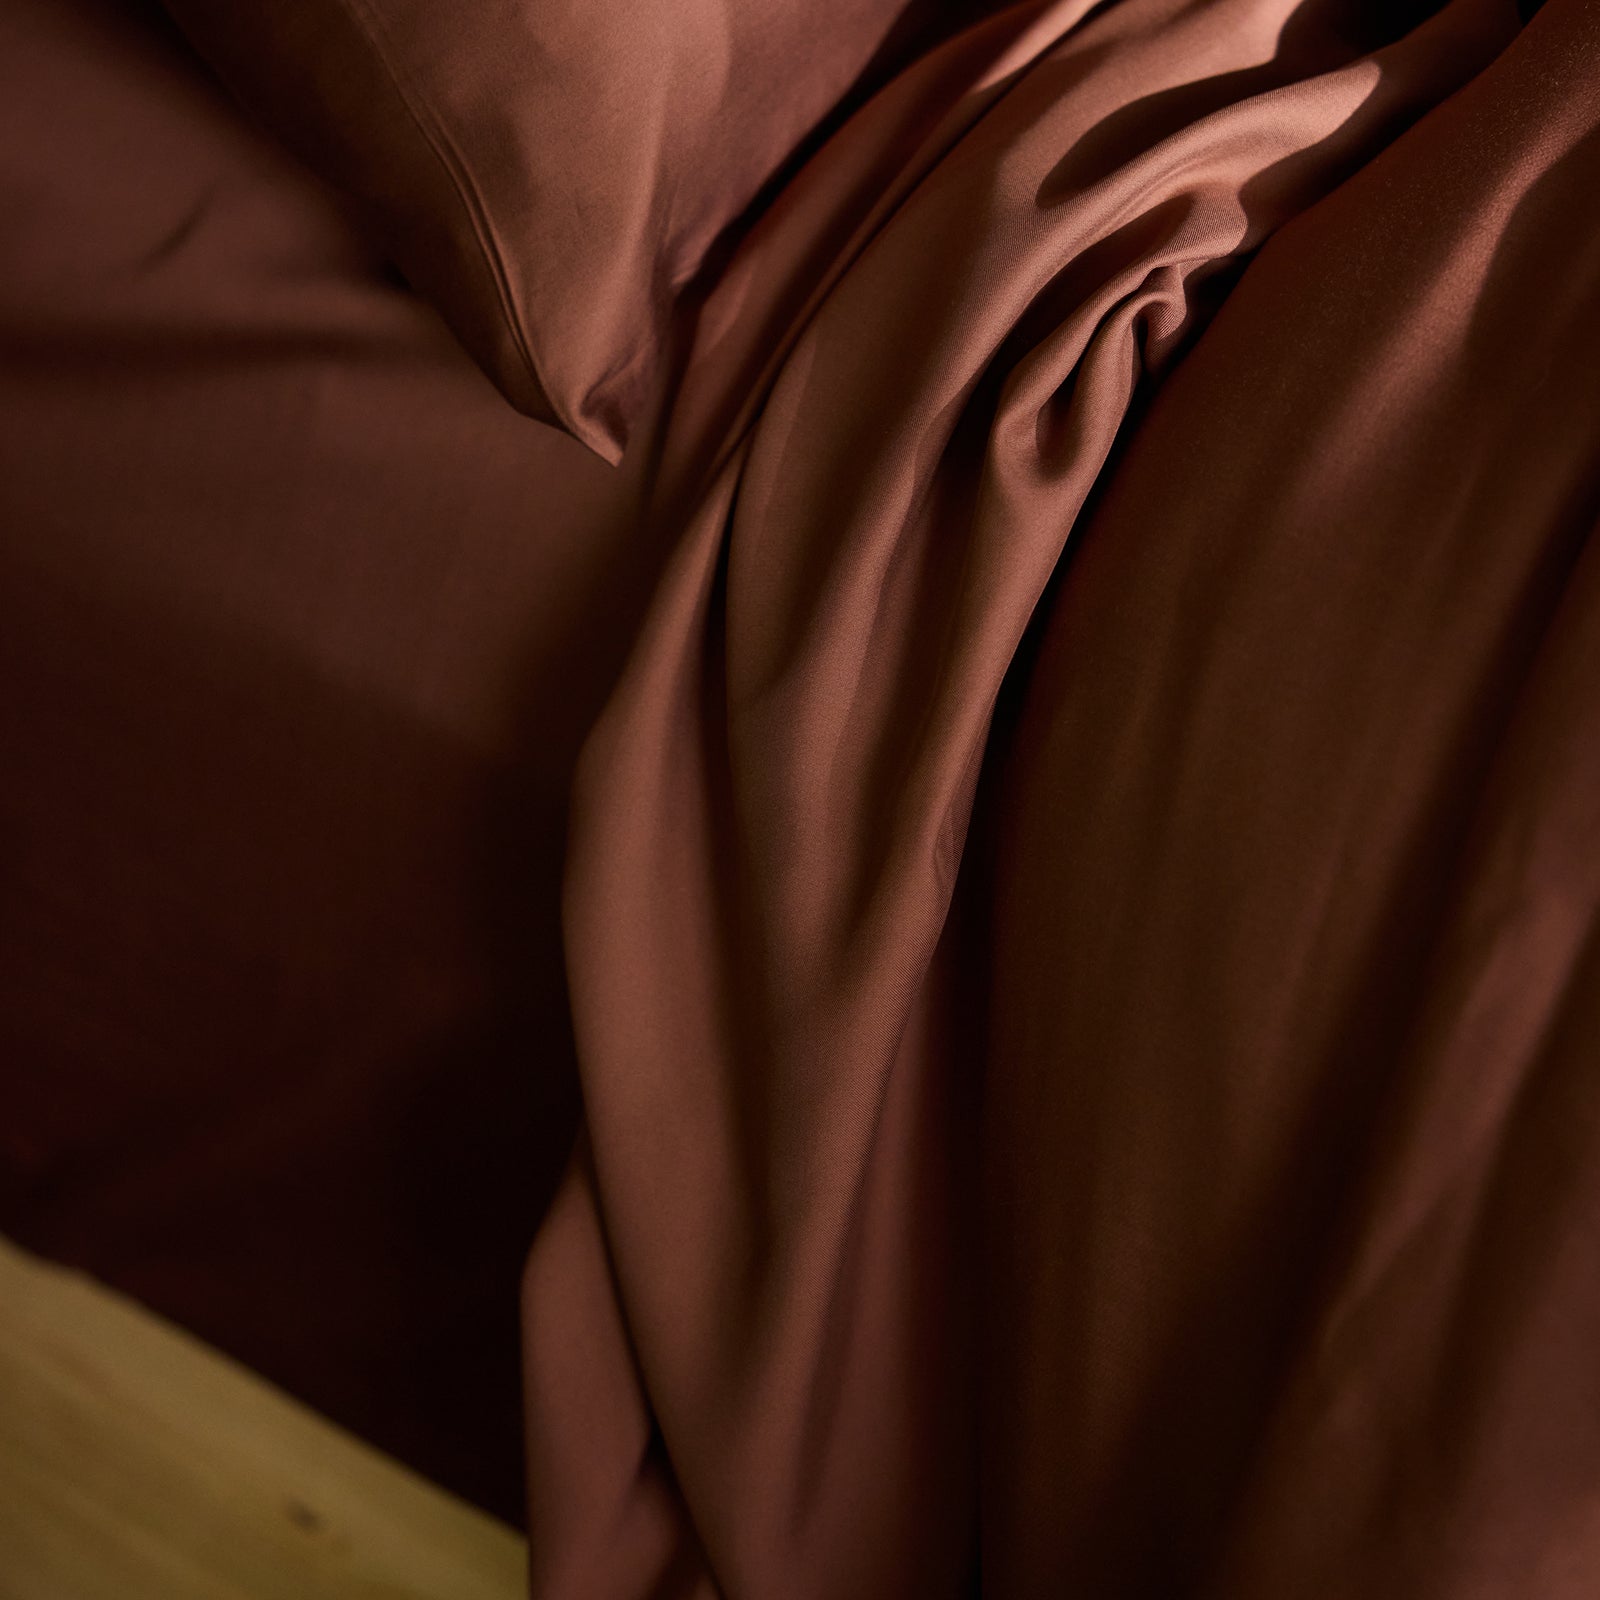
[3,0,1599,1590]
[157,0,977,458]
[522,0,1600,1595]
[983,4,1600,1593]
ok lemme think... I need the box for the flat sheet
[0,0,659,1519]
[983,7,1600,1589]
[3,0,1598,1590]
[517,0,1600,1594]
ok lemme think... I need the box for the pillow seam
[332,0,592,450]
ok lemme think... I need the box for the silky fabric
[3,0,1598,1587]
[983,3,1600,1592]
[523,0,1600,1595]
[0,0,659,1518]
[157,0,975,459]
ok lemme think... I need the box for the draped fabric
[3,0,1598,1592]
[522,1,1600,1595]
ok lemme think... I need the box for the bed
[3,0,1598,1594]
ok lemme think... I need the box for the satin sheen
[156,0,960,460]
[2,0,1598,1593]
[526,0,1600,1596]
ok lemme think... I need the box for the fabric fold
[522,1,1546,1594]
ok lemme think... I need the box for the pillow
[159,0,931,461]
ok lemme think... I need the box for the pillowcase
[160,0,929,461]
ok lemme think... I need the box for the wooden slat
[0,1236,526,1600]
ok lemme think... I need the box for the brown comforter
[4,0,1598,1593]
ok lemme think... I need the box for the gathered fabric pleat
[520,2,1600,1596]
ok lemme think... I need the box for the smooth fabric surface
[156,0,964,460]
[4,0,1599,1590]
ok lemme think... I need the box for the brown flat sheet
[518,0,1600,1594]
[0,0,660,1520]
[984,7,1600,1590]
[4,0,1598,1590]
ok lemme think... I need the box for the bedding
[3,0,1598,1593]
[0,0,656,1518]
[155,0,972,460]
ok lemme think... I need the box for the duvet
[3,0,1598,1595]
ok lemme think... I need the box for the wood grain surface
[0,1236,526,1600]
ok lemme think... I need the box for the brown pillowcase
[157,0,927,461]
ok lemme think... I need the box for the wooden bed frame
[0,1236,525,1599]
